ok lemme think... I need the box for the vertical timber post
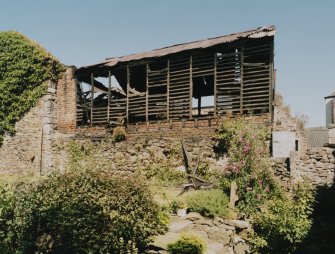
[214,53,217,117]
[198,96,201,116]
[189,55,193,118]
[107,70,111,125]
[269,40,275,121]
[90,73,94,126]
[229,181,239,209]
[126,67,130,126]
[167,59,170,120]
[240,46,244,114]
[146,64,149,122]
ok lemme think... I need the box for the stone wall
[0,83,59,174]
[270,93,335,187]
[290,148,335,186]
[271,157,291,190]
[272,147,335,187]
[63,132,225,176]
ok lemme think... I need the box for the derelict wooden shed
[75,26,275,127]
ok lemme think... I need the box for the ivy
[0,31,65,144]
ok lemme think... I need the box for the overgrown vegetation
[141,143,186,186]
[0,31,65,144]
[112,126,126,142]
[217,116,281,215]
[167,233,207,254]
[186,189,231,218]
[250,182,315,254]
[216,116,316,253]
[0,142,168,253]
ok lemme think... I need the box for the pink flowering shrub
[217,117,315,253]
[216,116,281,215]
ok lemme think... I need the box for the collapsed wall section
[272,94,335,187]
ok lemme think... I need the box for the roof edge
[77,25,276,72]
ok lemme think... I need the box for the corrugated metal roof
[77,25,275,71]
[306,127,329,148]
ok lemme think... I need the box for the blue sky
[0,0,334,126]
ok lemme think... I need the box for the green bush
[249,182,315,254]
[112,126,126,142]
[186,189,231,218]
[216,116,280,215]
[167,233,207,254]
[0,170,167,253]
[0,31,65,144]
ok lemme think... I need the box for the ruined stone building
[0,25,333,188]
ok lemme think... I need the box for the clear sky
[0,0,334,127]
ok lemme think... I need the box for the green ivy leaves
[0,31,65,144]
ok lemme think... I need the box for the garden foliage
[0,169,167,253]
[0,31,64,144]
[217,116,281,215]
[186,189,231,218]
[216,116,315,253]
[167,233,207,254]
[250,182,315,254]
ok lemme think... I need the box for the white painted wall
[272,131,296,158]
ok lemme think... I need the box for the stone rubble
[151,212,250,254]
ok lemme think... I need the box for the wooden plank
[240,46,244,113]
[169,80,189,86]
[192,69,215,76]
[243,93,269,99]
[167,59,170,120]
[214,53,217,116]
[189,55,193,118]
[126,67,129,125]
[107,70,111,124]
[269,39,274,119]
[169,71,190,79]
[90,73,94,126]
[243,73,269,80]
[148,93,168,98]
[168,86,189,93]
[145,64,149,122]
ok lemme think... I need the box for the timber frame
[74,26,276,127]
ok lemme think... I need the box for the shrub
[0,170,167,253]
[216,116,281,215]
[0,31,65,144]
[249,182,315,254]
[112,126,126,142]
[167,233,207,254]
[186,189,231,218]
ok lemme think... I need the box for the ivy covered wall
[0,31,64,143]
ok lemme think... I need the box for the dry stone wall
[0,83,56,176]
[65,133,224,175]
[290,148,335,186]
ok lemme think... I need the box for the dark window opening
[295,140,299,151]
[192,75,214,117]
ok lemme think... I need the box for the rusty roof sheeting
[78,25,275,71]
